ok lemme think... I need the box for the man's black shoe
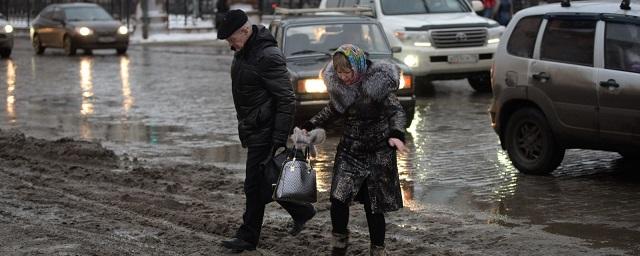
[288,206,316,236]
[221,238,256,253]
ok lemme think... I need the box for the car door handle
[599,79,620,88]
[532,72,551,82]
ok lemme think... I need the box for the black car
[0,13,13,58]
[30,3,129,56]
[269,10,416,126]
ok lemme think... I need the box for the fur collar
[322,61,400,113]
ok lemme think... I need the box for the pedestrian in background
[482,0,497,18]
[216,9,316,254]
[301,44,408,256]
[495,0,513,25]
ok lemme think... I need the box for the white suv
[319,0,505,92]
[490,0,640,174]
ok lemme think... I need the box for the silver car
[0,13,14,58]
[490,0,640,174]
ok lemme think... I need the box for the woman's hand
[388,138,408,153]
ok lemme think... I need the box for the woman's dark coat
[307,61,406,213]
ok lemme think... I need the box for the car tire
[0,48,10,58]
[32,34,46,55]
[467,72,492,93]
[63,36,76,56]
[505,108,565,175]
[116,48,127,55]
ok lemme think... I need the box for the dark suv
[490,0,640,174]
[269,8,416,126]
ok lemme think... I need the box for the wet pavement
[2,38,640,254]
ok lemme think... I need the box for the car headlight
[76,27,93,36]
[403,55,419,68]
[487,26,505,45]
[297,79,327,93]
[399,73,412,90]
[118,25,128,35]
[394,30,431,47]
[4,25,13,33]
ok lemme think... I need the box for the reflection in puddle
[192,144,247,170]
[120,56,134,114]
[80,57,94,116]
[5,60,16,122]
[492,150,518,201]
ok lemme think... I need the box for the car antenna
[561,0,571,7]
[621,0,631,10]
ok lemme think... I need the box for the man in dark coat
[217,10,316,253]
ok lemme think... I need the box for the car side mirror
[471,0,485,12]
[391,46,402,53]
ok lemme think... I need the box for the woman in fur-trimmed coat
[301,44,407,256]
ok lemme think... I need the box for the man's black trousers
[235,144,315,246]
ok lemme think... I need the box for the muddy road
[0,38,639,255]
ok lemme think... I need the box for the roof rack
[274,6,375,17]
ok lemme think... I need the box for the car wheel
[63,36,76,56]
[0,48,10,58]
[467,72,492,93]
[505,108,565,175]
[32,34,45,55]
[116,48,127,55]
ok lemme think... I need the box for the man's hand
[388,138,408,153]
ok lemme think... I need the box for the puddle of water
[4,44,640,253]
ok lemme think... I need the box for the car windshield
[64,7,113,21]
[380,0,469,15]
[284,23,390,57]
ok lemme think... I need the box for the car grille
[95,30,116,36]
[431,29,487,48]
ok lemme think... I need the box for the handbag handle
[289,143,311,162]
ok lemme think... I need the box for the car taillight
[399,74,412,89]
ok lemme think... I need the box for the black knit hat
[217,9,248,39]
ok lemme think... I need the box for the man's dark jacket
[230,25,295,148]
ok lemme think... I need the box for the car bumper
[295,95,416,126]
[394,44,498,76]
[72,34,128,49]
[0,33,14,48]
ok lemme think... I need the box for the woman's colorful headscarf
[333,44,367,84]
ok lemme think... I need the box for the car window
[540,18,596,67]
[380,0,468,15]
[284,23,390,57]
[507,16,542,58]
[64,6,113,21]
[326,0,360,7]
[39,6,54,19]
[605,22,640,74]
[52,9,65,21]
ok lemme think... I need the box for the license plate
[98,36,115,43]
[448,54,478,64]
